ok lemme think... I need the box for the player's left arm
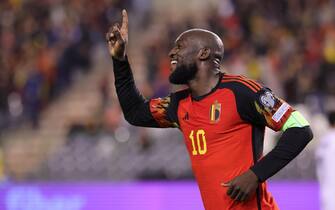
[249,109,313,182]
[223,86,313,202]
[247,89,313,181]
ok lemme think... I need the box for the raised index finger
[121,9,128,33]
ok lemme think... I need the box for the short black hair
[328,111,335,126]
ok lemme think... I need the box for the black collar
[191,73,223,101]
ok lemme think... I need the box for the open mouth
[170,60,178,72]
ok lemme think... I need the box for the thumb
[221,182,231,187]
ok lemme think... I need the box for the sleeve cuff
[112,55,128,63]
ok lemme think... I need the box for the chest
[178,89,243,131]
[177,89,245,156]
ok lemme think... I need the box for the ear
[197,48,211,60]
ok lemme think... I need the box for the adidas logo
[183,112,189,121]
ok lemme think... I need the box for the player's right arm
[106,10,178,128]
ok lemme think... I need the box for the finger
[235,191,245,202]
[108,23,120,35]
[240,193,248,202]
[230,187,240,200]
[106,32,117,44]
[112,23,121,35]
[221,182,231,187]
[109,25,122,42]
[121,9,128,33]
[114,22,120,29]
[106,24,120,42]
[226,185,234,196]
[106,27,115,40]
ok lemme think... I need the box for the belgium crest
[210,100,221,123]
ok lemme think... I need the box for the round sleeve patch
[260,91,275,109]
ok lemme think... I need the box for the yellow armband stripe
[281,111,310,131]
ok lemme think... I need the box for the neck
[188,70,221,98]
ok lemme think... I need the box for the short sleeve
[237,86,294,131]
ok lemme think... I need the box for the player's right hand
[106,9,128,60]
[221,169,258,203]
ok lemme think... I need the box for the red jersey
[149,74,293,210]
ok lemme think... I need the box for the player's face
[168,36,198,85]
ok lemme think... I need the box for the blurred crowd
[1,0,335,181]
[142,0,335,111]
[1,0,335,130]
[0,0,131,130]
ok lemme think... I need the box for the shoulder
[217,74,268,123]
[219,74,263,94]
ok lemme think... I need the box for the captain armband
[281,111,310,131]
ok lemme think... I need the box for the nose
[169,47,177,59]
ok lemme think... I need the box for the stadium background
[0,0,334,209]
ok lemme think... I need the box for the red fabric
[148,74,293,209]
[176,89,279,210]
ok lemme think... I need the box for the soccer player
[106,10,313,210]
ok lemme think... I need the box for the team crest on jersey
[210,100,221,123]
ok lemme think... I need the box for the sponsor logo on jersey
[183,112,189,121]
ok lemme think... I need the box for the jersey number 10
[189,130,207,155]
